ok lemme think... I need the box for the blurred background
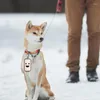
[0,0,64,13]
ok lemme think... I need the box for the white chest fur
[29,58,43,84]
[27,43,42,52]
[22,53,43,84]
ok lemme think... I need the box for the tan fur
[24,38,28,49]
[39,52,54,97]
[25,22,43,36]
[26,26,41,34]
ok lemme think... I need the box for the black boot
[87,69,98,82]
[66,71,79,83]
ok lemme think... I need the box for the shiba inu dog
[21,21,55,100]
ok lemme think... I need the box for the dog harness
[25,49,40,58]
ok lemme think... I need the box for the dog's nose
[40,37,44,42]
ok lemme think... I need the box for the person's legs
[65,0,85,72]
[65,0,85,82]
[86,0,100,81]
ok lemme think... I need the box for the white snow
[0,14,100,100]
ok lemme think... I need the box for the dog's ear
[40,22,47,31]
[26,21,32,30]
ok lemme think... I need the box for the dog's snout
[40,37,44,42]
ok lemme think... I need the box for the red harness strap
[25,49,40,55]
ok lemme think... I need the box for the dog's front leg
[32,77,41,100]
[32,72,43,100]
[32,86,40,100]
[27,87,36,100]
[24,72,33,100]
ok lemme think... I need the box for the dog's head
[24,21,47,50]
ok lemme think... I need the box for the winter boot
[66,71,80,83]
[87,69,98,82]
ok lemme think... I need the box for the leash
[44,0,63,36]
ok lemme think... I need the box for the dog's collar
[25,49,40,58]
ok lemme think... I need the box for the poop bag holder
[56,0,63,13]
[24,58,32,72]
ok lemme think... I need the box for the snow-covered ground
[0,14,100,100]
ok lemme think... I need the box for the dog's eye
[41,33,43,35]
[33,32,37,35]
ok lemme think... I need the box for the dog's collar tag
[24,58,32,72]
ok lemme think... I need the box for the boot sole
[67,79,80,83]
[88,78,98,82]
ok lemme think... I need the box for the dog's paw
[49,96,55,100]
[38,96,49,100]
[24,96,28,100]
